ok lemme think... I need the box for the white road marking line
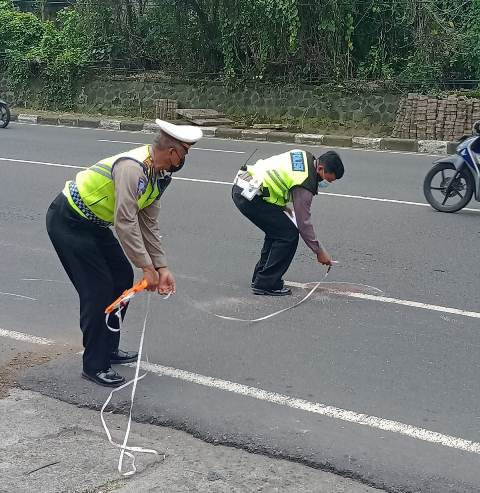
[132,360,480,455]
[1,326,479,455]
[2,156,479,211]
[97,139,246,153]
[0,291,37,301]
[0,157,84,169]
[286,280,480,319]
[318,192,431,207]
[178,178,479,211]
[318,191,480,210]
[0,328,54,345]
[174,177,232,185]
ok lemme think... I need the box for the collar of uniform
[144,145,154,169]
[145,145,169,180]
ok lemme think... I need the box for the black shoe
[82,368,126,387]
[251,279,284,289]
[110,349,138,364]
[252,287,292,296]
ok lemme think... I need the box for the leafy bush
[2,0,480,109]
[1,1,89,109]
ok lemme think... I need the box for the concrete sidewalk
[0,389,382,493]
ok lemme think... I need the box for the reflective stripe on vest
[247,150,310,206]
[63,145,165,224]
[68,181,112,227]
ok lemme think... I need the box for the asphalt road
[1,122,479,493]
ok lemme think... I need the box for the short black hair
[318,151,344,179]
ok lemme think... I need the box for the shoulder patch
[290,151,305,172]
[136,176,148,197]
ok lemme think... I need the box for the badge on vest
[290,151,305,172]
[137,177,148,197]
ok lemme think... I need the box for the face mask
[167,147,186,173]
[169,156,185,173]
[316,161,330,190]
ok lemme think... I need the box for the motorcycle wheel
[423,162,474,212]
[0,103,10,128]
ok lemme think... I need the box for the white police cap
[155,119,203,144]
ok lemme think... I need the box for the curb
[10,112,458,155]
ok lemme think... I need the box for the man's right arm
[291,187,332,265]
[112,160,159,289]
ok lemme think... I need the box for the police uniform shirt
[112,159,167,269]
[291,186,325,254]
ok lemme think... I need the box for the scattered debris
[176,108,233,126]
[25,461,61,475]
[252,123,286,130]
[0,346,72,398]
[207,471,225,481]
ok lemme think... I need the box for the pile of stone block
[175,108,233,126]
[155,99,178,120]
[393,93,480,141]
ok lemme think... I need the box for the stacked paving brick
[393,93,480,141]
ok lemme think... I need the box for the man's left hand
[156,267,176,295]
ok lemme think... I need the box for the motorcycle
[0,99,10,128]
[423,121,480,212]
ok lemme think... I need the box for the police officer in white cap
[46,120,203,387]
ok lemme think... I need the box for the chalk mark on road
[21,278,69,284]
[0,328,53,345]
[0,291,37,301]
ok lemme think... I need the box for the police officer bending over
[46,120,202,387]
[232,149,344,296]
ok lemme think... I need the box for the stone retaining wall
[0,73,400,125]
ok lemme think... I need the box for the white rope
[106,292,137,333]
[214,280,323,322]
[100,263,332,474]
[101,292,171,476]
[214,265,334,323]
[105,309,122,333]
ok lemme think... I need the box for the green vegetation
[2,0,480,110]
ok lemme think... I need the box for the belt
[68,182,112,228]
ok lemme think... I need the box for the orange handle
[105,279,148,314]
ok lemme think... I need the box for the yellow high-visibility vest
[63,146,168,225]
[247,150,318,206]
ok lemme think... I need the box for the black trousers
[46,194,134,372]
[232,185,299,290]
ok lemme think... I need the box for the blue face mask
[318,180,330,190]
